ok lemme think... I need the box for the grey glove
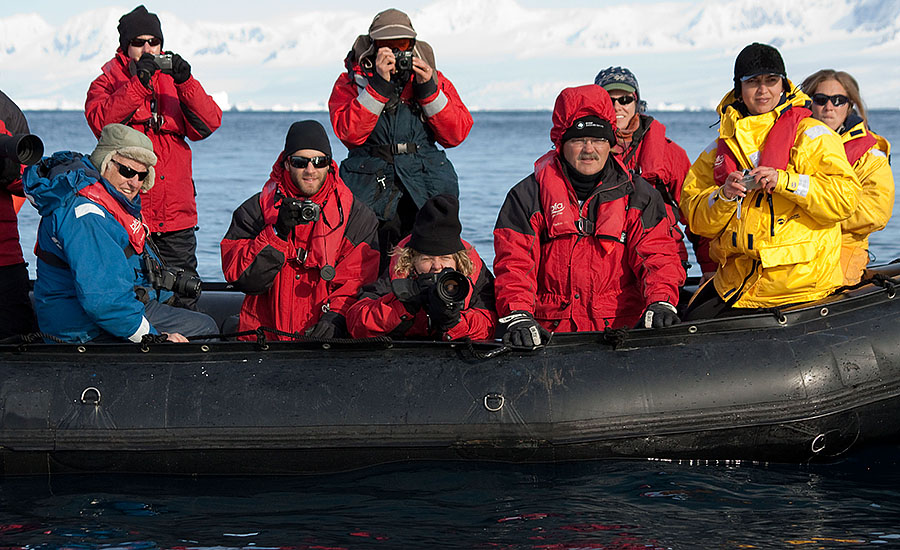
[497,311,551,349]
[638,301,680,329]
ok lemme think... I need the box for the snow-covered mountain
[1,0,898,111]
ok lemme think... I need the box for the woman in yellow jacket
[680,43,861,319]
[801,69,894,285]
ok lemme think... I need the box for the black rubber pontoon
[1,266,900,475]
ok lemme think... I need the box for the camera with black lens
[417,268,470,309]
[394,49,414,72]
[0,133,44,166]
[143,254,202,299]
[153,53,173,72]
[283,197,321,224]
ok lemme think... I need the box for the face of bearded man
[562,137,610,177]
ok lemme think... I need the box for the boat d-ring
[484,393,505,412]
[81,386,101,405]
[811,433,827,453]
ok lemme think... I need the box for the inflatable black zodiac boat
[2,265,900,475]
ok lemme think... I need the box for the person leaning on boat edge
[346,194,497,341]
[221,120,380,341]
[800,69,894,286]
[328,8,473,274]
[679,43,862,320]
[85,4,222,309]
[23,124,219,343]
[0,89,39,340]
[593,66,695,279]
[492,84,686,349]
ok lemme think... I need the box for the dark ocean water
[5,110,900,549]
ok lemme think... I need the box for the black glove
[637,301,680,329]
[0,157,19,187]
[391,277,426,314]
[425,286,464,333]
[274,200,302,239]
[497,311,551,349]
[135,53,159,87]
[306,311,346,339]
[170,53,192,84]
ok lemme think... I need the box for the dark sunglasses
[288,155,331,169]
[111,159,149,181]
[610,95,636,106]
[129,37,162,48]
[812,93,850,107]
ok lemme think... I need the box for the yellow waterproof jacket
[839,120,894,285]
[681,86,861,308]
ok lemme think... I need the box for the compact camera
[394,50,414,72]
[282,197,321,224]
[152,53,174,72]
[417,268,470,309]
[144,254,202,299]
[740,169,760,192]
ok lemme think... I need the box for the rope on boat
[0,332,67,348]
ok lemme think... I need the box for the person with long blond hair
[801,69,894,285]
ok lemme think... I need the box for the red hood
[550,85,617,150]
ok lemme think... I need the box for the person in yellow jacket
[800,69,894,285]
[680,43,861,319]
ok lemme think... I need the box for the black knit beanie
[118,5,164,52]
[408,194,464,256]
[283,120,332,158]
[733,42,786,89]
[560,115,617,147]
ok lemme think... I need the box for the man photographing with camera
[86,4,222,310]
[329,8,473,274]
[221,121,380,341]
[23,124,218,343]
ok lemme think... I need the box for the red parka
[0,106,28,268]
[493,85,685,331]
[220,156,379,341]
[346,235,497,341]
[328,61,472,151]
[85,50,222,233]
[618,115,694,270]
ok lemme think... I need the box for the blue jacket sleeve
[57,198,156,342]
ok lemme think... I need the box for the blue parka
[24,152,169,343]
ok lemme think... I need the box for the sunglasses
[812,93,850,107]
[374,38,413,51]
[129,37,162,48]
[288,155,331,169]
[610,95,636,106]
[111,159,149,181]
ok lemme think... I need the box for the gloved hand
[135,53,159,87]
[306,311,346,339]
[0,157,19,186]
[497,311,551,349]
[274,200,301,239]
[637,301,680,329]
[425,286,464,333]
[170,53,192,84]
[391,277,425,314]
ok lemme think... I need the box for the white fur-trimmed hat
[89,123,157,192]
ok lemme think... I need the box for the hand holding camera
[274,197,321,238]
[136,52,191,87]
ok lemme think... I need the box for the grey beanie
[90,124,157,192]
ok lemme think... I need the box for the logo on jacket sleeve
[550,202,565,217]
